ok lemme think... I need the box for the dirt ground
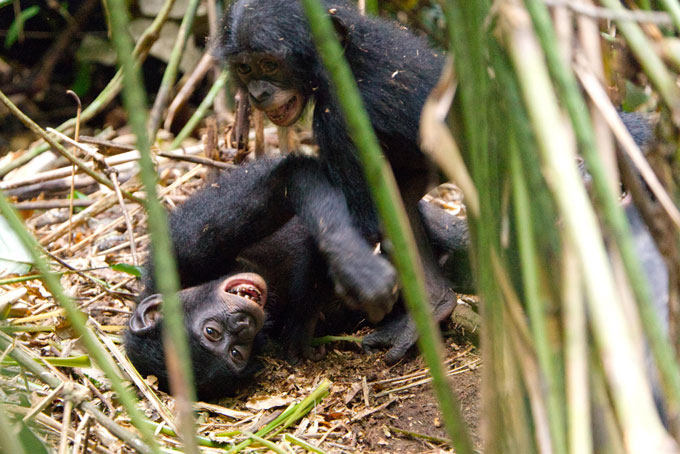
[1,148,480,453]
[92,285,481,453]
[229,331,481,453]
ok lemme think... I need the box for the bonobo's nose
[230,313,255,337]
[247,81,272,104]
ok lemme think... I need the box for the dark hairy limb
[148,155,397,322]
[220,0,453,362]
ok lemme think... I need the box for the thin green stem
[0,198,159,454]
[523,0,680,423]
[310,335,362,346]
[170,69,228,149]
[104,0,199,452]
[659,0,680,31]
[148,0,202,139]
[298,1,474,453]
[511,143,566,454]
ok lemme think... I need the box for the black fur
[127,155,399,398]
[219,0,454,363]
[125,155,471,399]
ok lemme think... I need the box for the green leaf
[4,5,40,49]
[622,81,650,112]
[72,190,90,200]
[70,190,91,213]
[111,263,142,277]
[1,355,91,368]
[15,418,49,454]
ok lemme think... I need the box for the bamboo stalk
[104,0,199,451]
[510,143,567,454]
[499,1,677,451]
[148,0,202,139]
[525,0,680,424]
[298,2,474,453]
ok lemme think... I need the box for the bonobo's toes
[362,314,409,353]
[362,328,397,353]
[303,344,326,361]
[362,287,458,364]
[362,314,418,364]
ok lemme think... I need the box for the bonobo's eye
[237,63,252,75]
[261,60,278,74]
[230,347,244,363]
[203,323,223,342]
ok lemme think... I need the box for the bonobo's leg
[418,200,470,254]
[418,200,475,294]
[363,175,457,364]
[144,158,295,293]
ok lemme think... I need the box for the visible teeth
[266,97,295,122]
[228,284,262,303]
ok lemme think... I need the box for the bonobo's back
[217,0,443,126]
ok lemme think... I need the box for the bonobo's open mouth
[224,273,267,307]
[264,93,304,127]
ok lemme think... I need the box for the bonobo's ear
[129,294,163,335]
[329,11,349,48]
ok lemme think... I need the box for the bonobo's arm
[284,158,398,323]
[150,155,397,322]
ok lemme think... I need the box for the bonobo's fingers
[304,344,327,362]
[281,307,325,364]
[329,251,399,323]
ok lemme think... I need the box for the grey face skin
[128,273,267,374]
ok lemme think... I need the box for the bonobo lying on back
[125,155,470,399]
[217,0,453,363]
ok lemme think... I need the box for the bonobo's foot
[362,287,456,364]
[328,250,399,323]
[286,343,327,365]
[281,311,326,364]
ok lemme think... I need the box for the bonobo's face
[230,52,308,127]
[182,273,267,371]
[126,273,268,396]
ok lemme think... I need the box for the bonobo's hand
[363,287,456,364]
[327,248,399,323]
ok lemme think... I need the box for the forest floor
[0,130,481,453]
